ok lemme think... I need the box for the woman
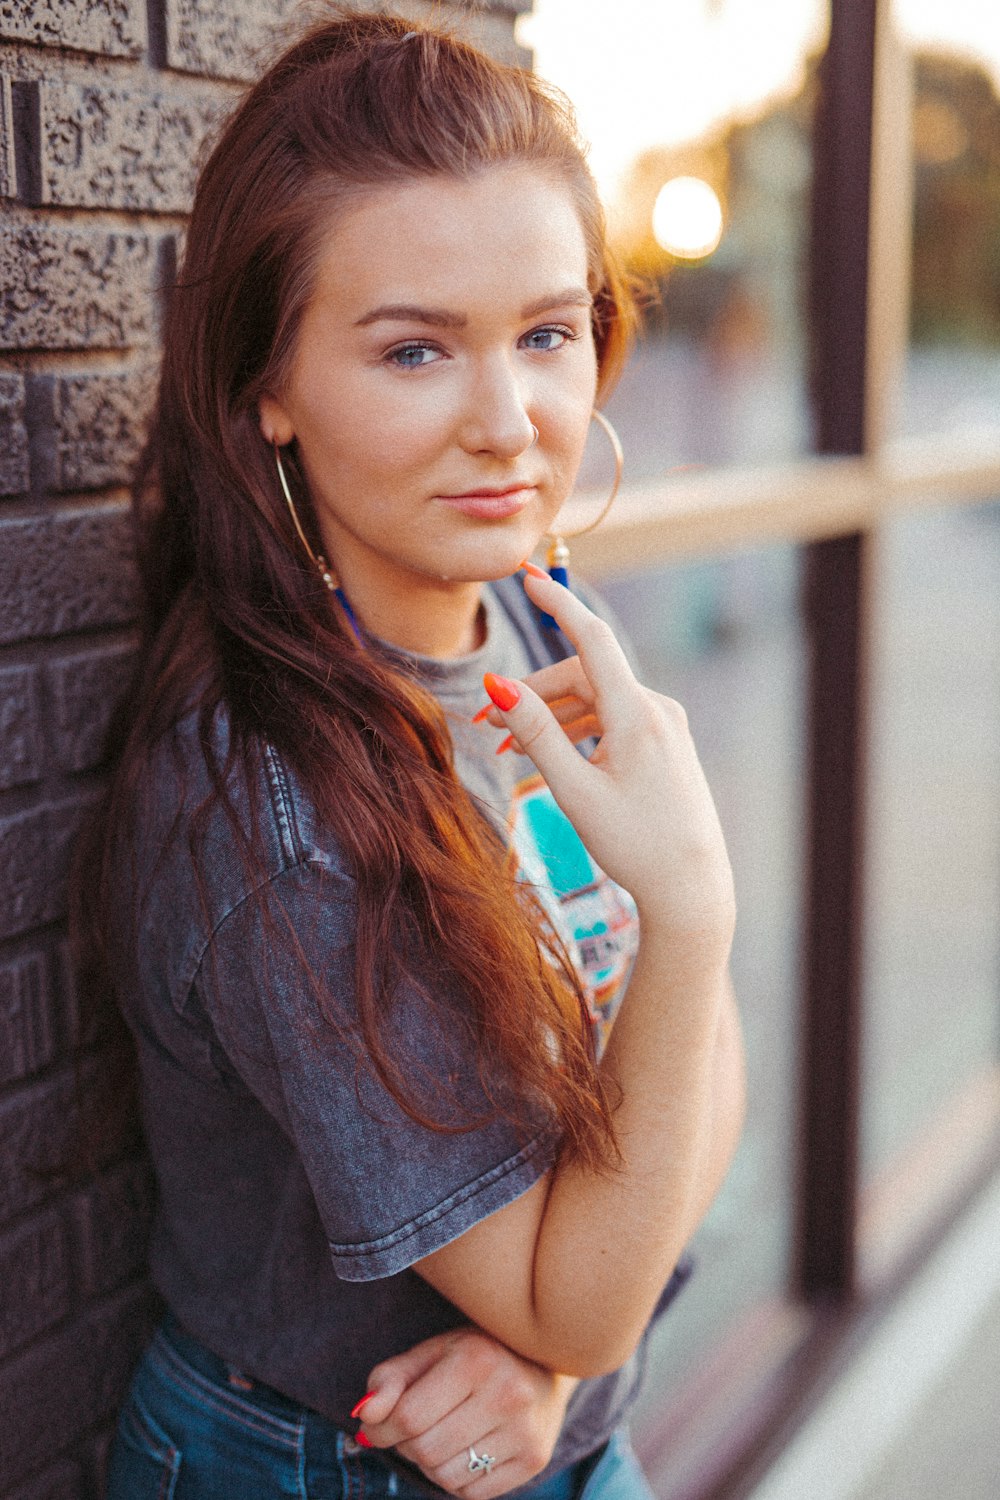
[91,10,745,1498]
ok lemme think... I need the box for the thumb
[482,673,591,808]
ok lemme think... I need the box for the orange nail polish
[496,734,515,755]
[470,704,494,724]
[351,1393,375,1418]
[520,560,549,580]
[483,673,520,711]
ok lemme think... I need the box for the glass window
[519,0,829,480]
[593,543,806,1399]
[893,2,1000,437]
[861,500,1000,1205]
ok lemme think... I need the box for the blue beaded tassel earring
[272,441,366,648]
[536,409,624,631]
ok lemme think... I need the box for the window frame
[555,1,1000,1492]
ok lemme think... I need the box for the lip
[437,485,536,519]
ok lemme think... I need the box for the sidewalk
[745,1168,1000,1500]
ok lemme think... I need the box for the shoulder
[125,694,353,978]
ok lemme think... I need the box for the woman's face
[258,164,599,605]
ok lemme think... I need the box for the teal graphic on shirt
[507,770,640,1055]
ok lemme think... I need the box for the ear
[257,393,295,447]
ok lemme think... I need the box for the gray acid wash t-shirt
[116,571,692,1484]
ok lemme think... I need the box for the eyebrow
[353,287,594,329]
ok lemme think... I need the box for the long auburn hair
[71,8,640,1178]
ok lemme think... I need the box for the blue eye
[386,342,440,369]
[522,326,576,352]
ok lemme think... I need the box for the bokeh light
[652,176,725,259]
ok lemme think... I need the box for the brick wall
[0,3,526,1494]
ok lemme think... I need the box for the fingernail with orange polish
[483,673,520,711]
[496,734,515,755]
[471,703,494,724]
[520,560,549,580]
[351,1393,375,1419]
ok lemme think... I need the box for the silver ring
[468,1447,496,1475]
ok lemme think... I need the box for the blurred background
[516,2,1000,1496]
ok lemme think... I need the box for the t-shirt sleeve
[194,859,560,1282]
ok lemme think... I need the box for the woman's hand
[355,1326,578,1498]
[478,567,735,952]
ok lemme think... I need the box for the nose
[458,357,536,459]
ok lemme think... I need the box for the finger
[473,658,596,727]
[517,571,638,728]
[363,1349,475,1450]
[464,1459,537,1500]
[485,694,590,736]
[360,1332,459,1433]
[480,672,598,815]
[391,1386,508,1475]
[415,1431,527,1498]
[549,697,594,728]
[517,655,597,706]
[498,714,601,755]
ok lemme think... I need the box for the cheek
[552,385,596,458]
[338,377,451,466]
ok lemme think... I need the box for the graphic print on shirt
[506,770,640,1056]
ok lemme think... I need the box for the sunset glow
[518,0,1000,210]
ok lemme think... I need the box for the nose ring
[528,423,539,446]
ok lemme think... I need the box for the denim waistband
[152,1307,612,1499]
[156,1307,320,1423]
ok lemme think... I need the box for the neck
[339,571,487,658]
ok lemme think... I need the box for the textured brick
[0,1284,157,1491]
[7,1458,82,1500]
[0,1205,73,1357]
[0,951,55,1085]
[73,1156,154,1298]
[0,664,43,788]
[0,0,145,58]
[163,0,526,82]
[0,795,93,942]
[0,504,138,646]
[165,0,304,81]
[0,372,29,494]
[0,225,153,351]
[0,72,15,198]
[36,79,222,212]
[53,936,79,1053]
[46,641,137,773]
[53,364,157,490]
[0,1070,77,1223]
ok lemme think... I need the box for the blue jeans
[105,1312,656,1500]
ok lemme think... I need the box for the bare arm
[356,973,745,1497]
[409,568,744,1379]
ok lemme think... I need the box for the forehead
[307,164,592,319]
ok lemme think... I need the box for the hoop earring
[539,410,623,631]
[272,442,365,647]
